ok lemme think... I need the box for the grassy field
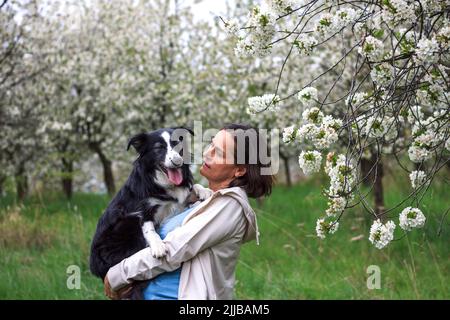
[0,176,448,299]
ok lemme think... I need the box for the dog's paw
[192,184,213,201]
[142,222,168,258]
[149,237,168,258]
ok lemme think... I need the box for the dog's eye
[153,143,164,149]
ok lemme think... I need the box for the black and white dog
[89,127,211,298]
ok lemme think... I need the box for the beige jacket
[106,186,260,300]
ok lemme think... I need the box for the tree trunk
[15,163,28,201]
[61,157,73,199]
[280,153,292,187]
[0,174,6,196]
[373,155,385,217]
[360,157,372,187]
[283,155,292,187]
[89,143,116,196]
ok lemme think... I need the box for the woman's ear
[234,166,247,178]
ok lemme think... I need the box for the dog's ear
[127,133,147,153]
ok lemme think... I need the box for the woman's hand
[104,275,132,300]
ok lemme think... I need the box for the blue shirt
[143,206,195,300]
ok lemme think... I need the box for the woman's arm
[106,196,246,291]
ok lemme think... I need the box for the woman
[104,123,274,300]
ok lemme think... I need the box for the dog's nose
[170,156,183,167]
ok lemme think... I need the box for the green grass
[0,178,448,299]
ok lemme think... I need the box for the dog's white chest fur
[151,187,191,226]
[141,184,212,258]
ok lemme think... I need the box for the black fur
[89,127,194,299]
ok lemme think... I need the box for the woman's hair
[221,123,275,198]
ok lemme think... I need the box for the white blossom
[235,6,276,57]
[408,144,431,163]
[332,8,358,30]
[312,125,338,150]
[346,92,369,107]
[266,0,297,16]
[298,150,322,175]
[370,63,394,86]
[298,87,318,107]
[294,34,318,55]
[381,0,416,26]
[365,115,394,138]
[282,125,297,143]
[358,36,384,60]
[302,107,323,124]
[247,94,280,114]
[325,153,356,198]
[325,197,347,217]
[409,170,426,189]
[407,105,424,124]
[437,25,450,50]
[399,207,426,231]
[369,219,396,249]
[297,123,318,142]
[415,37,440,65]
[224,18,239,36]
[316,217,339,239]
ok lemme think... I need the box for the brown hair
[221,123,275,198]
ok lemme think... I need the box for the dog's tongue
[167,168,183,185]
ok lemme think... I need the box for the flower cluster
[316,8,358,40]
[325,152,356,200]
[295,87,342,150]
[358,36,384,60]
[232,0,448,249]
[380,0,416,27]
[266,0,297,16]
[409,170,426,189]
[298,87,318,107]
[399,207,426,231]
[293,34,318,55]
[297,111,341,150]
[298,150,322,175]
[316,217,339,239]
[406,105,424,124]
[365,114,395,139]
[345,92,369,108]
[325,196,347,218]
[321,152,357,220]
[282,125,297,143]
[369,219,396,249]
[414,37,440,65]
[235,6,276,57]
[302,107,323,124]
[408,123,444,163]
[223,18,239,36]
[247,94,280,114]
[370,63,395,86]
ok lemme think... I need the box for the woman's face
[200,130,245,187]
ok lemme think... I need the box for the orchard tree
[228,0,449,249]
[0,0,59,199]
[35,0,212,196]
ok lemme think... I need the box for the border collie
[89,127,211,299]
